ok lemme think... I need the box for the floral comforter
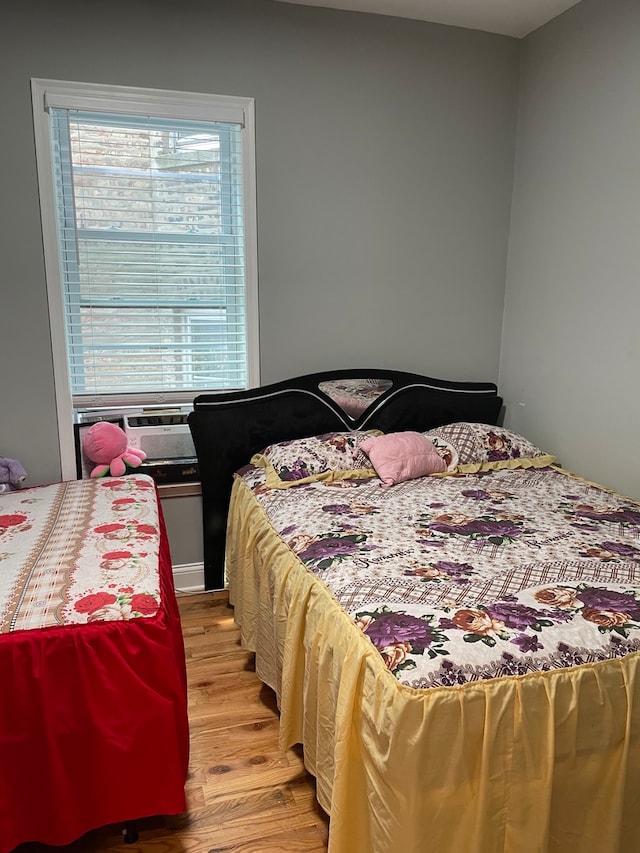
[0,475,162,632]
[240,464,640,687]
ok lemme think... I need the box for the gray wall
[1,0,519,565]
[501,0,640,500]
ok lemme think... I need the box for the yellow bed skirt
[226,476,640,853]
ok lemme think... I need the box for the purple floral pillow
[254,431,379,486]
[423,423,554,472]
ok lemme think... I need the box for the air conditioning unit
[75,409,199,483]
[123,413,196,462]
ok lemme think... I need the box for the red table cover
[0,489,189,851]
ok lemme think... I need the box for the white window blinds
[36,81,258,410]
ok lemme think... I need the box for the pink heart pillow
[358,432,446,486]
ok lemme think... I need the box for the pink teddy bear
[83,422,147,478]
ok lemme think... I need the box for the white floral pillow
[253,431,379,486]
[423,423,555,473]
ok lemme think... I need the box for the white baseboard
[172,562,205,593]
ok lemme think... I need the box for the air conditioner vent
[127,413,190,428]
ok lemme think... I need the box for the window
[32,80,258,478]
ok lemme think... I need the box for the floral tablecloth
[0,475,162,632]
[0,475,189,853]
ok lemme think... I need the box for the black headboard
[189,368,502,589]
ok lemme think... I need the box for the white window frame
[31,78,259,479]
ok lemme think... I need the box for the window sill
[157,482,202,499]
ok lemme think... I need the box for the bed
[188,369,640,853]
[0,473,189,853]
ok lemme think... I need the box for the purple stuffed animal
[0,457,28,494]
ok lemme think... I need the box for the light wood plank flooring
[16,591,329,853]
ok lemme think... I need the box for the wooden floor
[17,592,329,853]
